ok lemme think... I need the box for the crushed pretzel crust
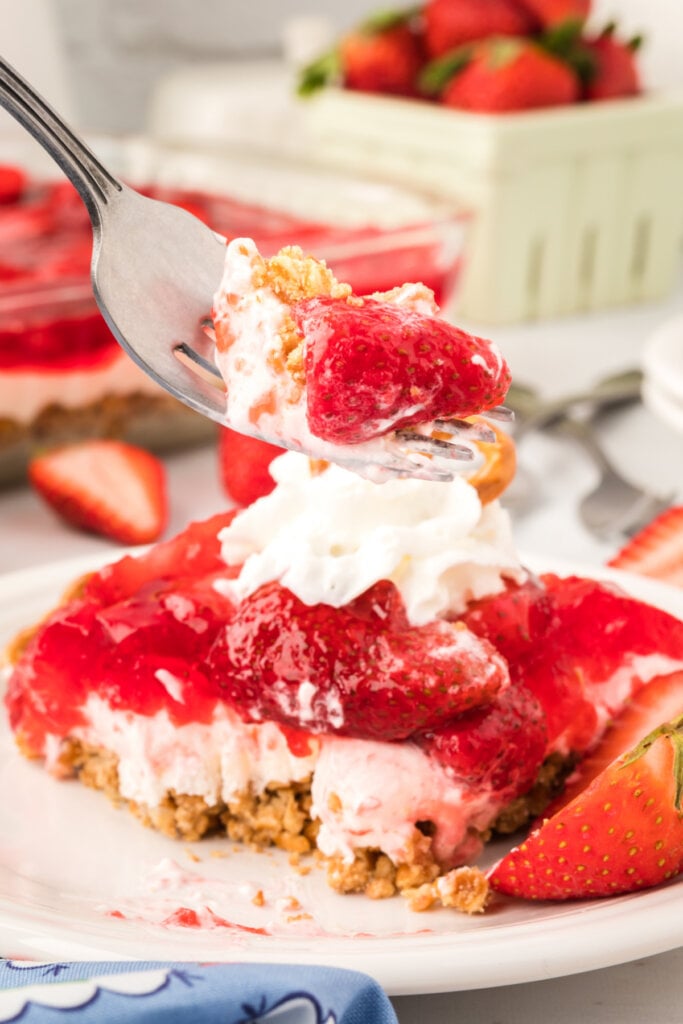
[404,867,490,914]
[47,737,570,915]
[250,245,353,387]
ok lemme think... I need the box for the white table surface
[1,287,683,1022]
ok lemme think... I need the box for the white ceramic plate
[1,551,682,995]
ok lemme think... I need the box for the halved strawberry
[548,670,683,814]
[607,506,683,586]
[29,440,168,546]
[207,579,509,741]
[489,709,683,900]
[419,682,548,803]
[218,427,281,507]
[292,295,510,445]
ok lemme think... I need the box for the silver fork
[506,372,673,539]
[0,55,501,481]
[556,417,674,540]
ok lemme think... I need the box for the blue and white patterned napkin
[0,961,398,1023]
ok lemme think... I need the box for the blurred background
[1,0,683,560]
[2,0,682,135]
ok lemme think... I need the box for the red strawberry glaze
[7,512,241,755]
[0,306,118,372]
[463,574,683,755]
[6,571,236,755]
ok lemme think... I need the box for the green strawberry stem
[419,47,473,96]
[297,48,342,97]
[621,713,683,811]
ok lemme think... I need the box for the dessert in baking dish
[7,443,683,913]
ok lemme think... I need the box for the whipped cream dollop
[216,451,524,625]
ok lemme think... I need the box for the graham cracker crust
[57,737,491,915]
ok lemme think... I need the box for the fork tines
[395,429,475,460]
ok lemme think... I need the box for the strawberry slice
[546,670,683,815]
[29,440,167,546]
[489,708,683,901]
[419,682,548,804]
[607,506,683,586]
[207,579,509,741]
[291,295,510,445]
[218,427,281,507]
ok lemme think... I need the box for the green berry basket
[303,88,683,324]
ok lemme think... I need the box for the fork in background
[554,416,674,541]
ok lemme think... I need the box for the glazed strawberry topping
[207,579,510,741]
[291,295,510,445]
[5,570,236,754]
[6,514,240,753]
[418,683,548,804]
[83,510,238,605]
[463,574,683,753]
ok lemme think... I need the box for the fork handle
[0,55,122,225]
[552,416,617,474]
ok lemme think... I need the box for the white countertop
[1,287,682,1022]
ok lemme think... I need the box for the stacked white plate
[642,313,683,433]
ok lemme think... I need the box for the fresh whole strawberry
[489,709,683,900]
[29,440,168,545]
[419,682,548,803]
[435,37,580,113]
[341,21,424,96]
[218,427,281,507]
[607,506,683,586]
[517,0,590,29]
[424,0,538,59]
[582,26,642,101]
[298,10,424,98]
[292,295,510,445]
[207,579,510,741]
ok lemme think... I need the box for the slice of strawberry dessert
[6,450,683,914]
[212,239,510,479]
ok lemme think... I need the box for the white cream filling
[0,348,161,424]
